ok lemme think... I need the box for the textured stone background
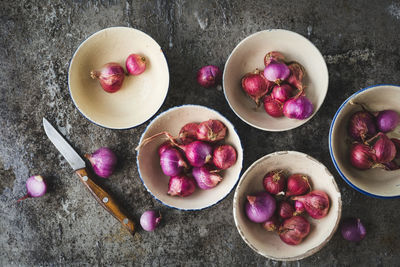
[1,0,400,266]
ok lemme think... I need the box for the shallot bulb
[279,216,310,245]
[292,190,330,219]
[262,215,279,232]
[245,192,276,223]
[348,111,377,141]
[372,133,396,163]
[197,65,222,88]
[286,174,311,197]
[271,84,294,103]
[294,200,305,215]
[350,143,377,170]
[184,141,213,167]
[283,96,314,120]
[196,119,227,142]
[179,123,198,143]
[376,110,400,133]
[287,62,305,91]
[85,147,117,178]
[264,51,285,66]
[391,138,400,158]
[263,170,285,195]
[278,201,294,219]
[341,218,366,242]
[18,175,47,202]
[168,175,196,197]
[192,166,222,190]
[241,70,271,106]
[158,141,174,157]
[212,145,237,170]
[126,54,146,75]
[160,148,188,176]
[140,210,162,231]
[263,61,290,84]
[90,63,125,93]
[263,95,284,117]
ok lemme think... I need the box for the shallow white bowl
[223,29,329,131]
[137,105,243,210]
[233,151,341,261]
[68,27,169,129]
[329,84,400,198]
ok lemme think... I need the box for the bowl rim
[68,26,170,130]
[233,150,342,261]
[328,83,400,199]
[136,104,244,211]
[222,29,329,132]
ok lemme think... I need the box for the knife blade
[43,118,135,235]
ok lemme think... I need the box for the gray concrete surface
[1,0,400,266]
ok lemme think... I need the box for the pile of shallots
[137,119,237,197]
[348,106,400,170]
[241,51,314,120]
[245,170,330,245]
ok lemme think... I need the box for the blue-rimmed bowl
[136,105,243,210]
[329,84,400,198]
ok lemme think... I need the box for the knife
[43,118,135,235]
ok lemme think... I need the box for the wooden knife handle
[76,168,135,235]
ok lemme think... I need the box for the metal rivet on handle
[123,218,129,224]
[102,197,109,203]
[82,176,88,181]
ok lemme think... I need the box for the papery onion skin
[263,61,290,84]
[278,201,294,219]
[373,133,396,163]
[376,110,400,133]
[279,216,310,245]
[292,190,330,219]
[241,70,271,106]
[245,192,276,223]
[262,215,279,232]
[391,138,400,158]
[196,120,227,142]
[168,175,196,197]
[341,218,366,242]
[212,145,237,170]
[283,96,314,120]
[264,51,285,66]
[90,63,125,93]
[192,166,222,190]
[263,170,285,195]
[140,210,162,231]
[286,174,311,197]
[287,62,305,91]
[85,147,117,178]
[350,143,376,170]
[271,84,294,103]
[179,123,198,143]
[18,175,47,202]
[126,54,146,75]
[197,65,222,88]
[184,141,213,167]
[348,111,377,141]
[160,148,188,176]
[263,95,284,117]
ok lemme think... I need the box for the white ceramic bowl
[223,29,329,131]
[233,151,341,261]
[137,105,243,210]
[329,84,400,198]
[68,27,169,129]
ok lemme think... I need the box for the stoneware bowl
[223,29,329,131]
[329,84,400,198]
[68,27,169,129]
[233,151,341,261]
[137,105,243,210]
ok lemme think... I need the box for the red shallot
[371,133,396,163]
[245,192,276,223]
[263,61,290,84]
[348,111,377,142]
[262,170,285,195]
[264,51,285,66]
[286,174,311,197]
[90,63,125,93]
[350,143,377,170]
[292,190,330,219]
[196,119,227,142]
[168,175,196,197]
[241,69,271,106]
[179,123,198,143]
[341,218,366,242]
[85,147,117,178]
[271,84,294,103]
[160,148,188,176]
[212,145,237,170]
[278,201,294,219]
[140,210,161,231]
[126,54,146,75]
[263,95,284,117]
[197,65,222,88]
[287,61,305,91]
[279,216,310,245]
[262,215,279,232]
[18,175,47,202]
[283,96,314,120]
[192,166,222,190]
[376,110,400,133]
